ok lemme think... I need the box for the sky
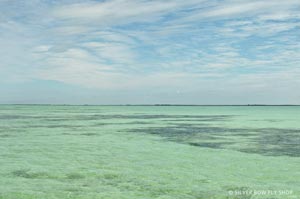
[0,0,300,105]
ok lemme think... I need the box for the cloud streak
[0,0,300,104]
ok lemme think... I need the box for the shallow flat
[0,105,299,199]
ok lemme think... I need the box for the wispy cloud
[0,0,299,104]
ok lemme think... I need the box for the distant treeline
[1,104,299,106]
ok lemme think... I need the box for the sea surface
[0,105,299,199]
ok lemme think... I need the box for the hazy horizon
[1,103,300,106]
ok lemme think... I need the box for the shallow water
[0,105,299,198]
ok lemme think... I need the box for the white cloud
[83,41,137,64]
[1,0,300,104]
[53,0,179,26]
[180,0,300,21]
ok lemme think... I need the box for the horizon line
[0,104,300,106]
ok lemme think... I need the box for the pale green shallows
[0,105,299,199]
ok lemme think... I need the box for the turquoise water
[0,105,299,198]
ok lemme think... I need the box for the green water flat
[0,105,299,199]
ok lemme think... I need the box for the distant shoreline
[0,104,300,106]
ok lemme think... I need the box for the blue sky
[0,0,299,104]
